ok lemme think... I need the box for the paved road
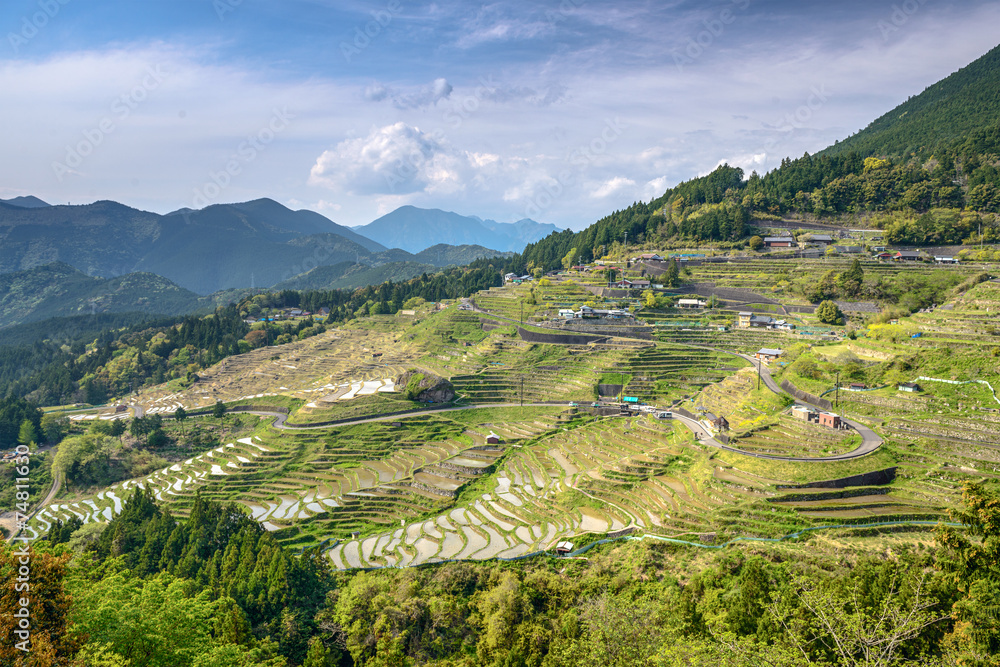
[687,353,884,461]
[245,402,572,430]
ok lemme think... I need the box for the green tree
[212,401,226,420]
[109,419,127,443]
[937,483,1000,664]
[839,258,865,296]
[40,413,67,445]
[175,406,188,434]
[664,259,681,288]
[17,418,38,447]
[816,300,844,325]
[561,247,578,270]
[748,235,764,251]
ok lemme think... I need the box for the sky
[1,0,999,231]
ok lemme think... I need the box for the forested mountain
[481,44,1000,274]
[0,262,209,329]
[822,43,1000,158]
[352,206,559,253]
[271,261,438,291]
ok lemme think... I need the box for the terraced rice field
[136,325,420,413]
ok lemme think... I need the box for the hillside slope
[822,42,1000,157]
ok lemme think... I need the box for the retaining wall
[780,380,833,410]
[776,467,897,490]
[517,327,609,345]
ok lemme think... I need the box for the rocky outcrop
[397,370,456,403]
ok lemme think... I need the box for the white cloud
[591,176,636,198]
[309,122,467,196]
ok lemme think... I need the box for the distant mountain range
[1,195,50,208]
[352,206,560,253]
[0,199,522,295]
[271,244,512,292]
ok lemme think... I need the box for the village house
[894,251,924,262]
[805,234,833,246]
[639,253,665,262]
[754,348,783,362]
[613,278,651,289]
[898,382,921,393]
[676,298,707,309]
[763,236,795,248]
[746,314,776,328]
[738,312,753,327]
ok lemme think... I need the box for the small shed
[818,412,841,429]
[556,541,575,555]
[486,432,501,445]
[898,382,921,393]
[791,405,816,421]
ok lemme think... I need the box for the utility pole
[520,374,524,407]
[835,371,840,408]
[757,357,761,391]
[520,301,523,326]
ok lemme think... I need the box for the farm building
[486,432,501,445]
[555,541,575,555]
[848,383,867,391]
[613,279,651,289]
[894,251,924,262]
[755,348,784,361]
[818,412,841,428]
[749,315,776,328]
[934,256,958,264]
[763,236,795,248]
[677,298,707,309]
[791,405,816,421]
[640,253,665,261]
[898,382,921,393]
